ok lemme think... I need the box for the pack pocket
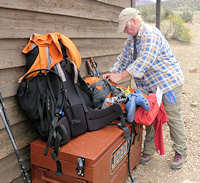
[86,104,122,131]
[56,116,71,145]
[64,104,88,137]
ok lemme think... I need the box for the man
[103,7,187,170]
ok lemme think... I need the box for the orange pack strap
[84,76,100,86]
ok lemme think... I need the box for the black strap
[37,75,48,133]
[74,84,88,112]
[127,121,137,182]
[44,126,53,156]
[133,36,137,60]
[109,114,130,141]
[46,75,56,111]
[44,115,59,156]
[127,137,134,182]
[44,115,64,176]
[131,121,138,145]
[117,114,130,140]
[51,132,63,175]
[58,40,68,59]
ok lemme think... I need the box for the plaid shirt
[111,24,184,94]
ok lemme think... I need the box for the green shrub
[168,14,192,42]
[138,5,156,23]
[161,7,174,20]
[180,8,193,22]
[138,5,174,23]
[162,0,200,11]
[160,20,173,39]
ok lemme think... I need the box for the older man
[103,7,187,169]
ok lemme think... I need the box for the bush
[160,20,173,39]
[168,14,192,42]
[138,5,156,23]
[180,8,193,23]
[162,0,200,11]
[161,7,174,20]
[138,5,174,23]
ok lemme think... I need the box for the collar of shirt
[136,23,146,40]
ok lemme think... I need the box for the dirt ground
[126,13,200,183]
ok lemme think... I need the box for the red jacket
[134,93,168,155]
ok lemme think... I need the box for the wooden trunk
[31,124,143,183]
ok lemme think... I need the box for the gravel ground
[125,12,200,183]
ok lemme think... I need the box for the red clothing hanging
[134,93,168,155]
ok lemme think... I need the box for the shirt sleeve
[126,33,159,78]
[110,38,133,73]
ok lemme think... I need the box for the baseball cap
[118,8,140,33]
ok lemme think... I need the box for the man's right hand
[102,71,130,83]
[102,73,112,80]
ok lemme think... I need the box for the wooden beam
[156,0,161,29]
[131,0,136,8]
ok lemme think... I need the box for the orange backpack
[19,32,81,82]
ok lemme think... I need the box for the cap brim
[118,20,127,33]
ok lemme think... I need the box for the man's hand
[102,71,130,83]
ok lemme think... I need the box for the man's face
[124,19,139,36]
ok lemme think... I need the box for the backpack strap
[36,76,46,133]
[54,62,67,82]
[130,121,138,145]
[35,73,55,135]
[54,61,88,113]
[23,69,65,175]
[70,62,89,112]
[51,131,63,175]
[110,113,138,183]
[44,113,64,175]
[116,114,131,140]
[127,121,138,183]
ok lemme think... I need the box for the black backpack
[17,41,125,175]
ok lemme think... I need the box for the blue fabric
[125,95,136,123]
[134,89,150,111]
[164,90,177,104]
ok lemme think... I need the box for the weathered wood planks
[0,0,128,21]
[0,38,126,70]
[0,7,127,39]
[0,1,131,181]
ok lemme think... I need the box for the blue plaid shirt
[111,24,184,95]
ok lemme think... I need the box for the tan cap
[118,8,140,33]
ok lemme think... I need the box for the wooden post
[131,0,136,8]
[156,0,161,29]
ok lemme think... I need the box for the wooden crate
[31,124,143,183]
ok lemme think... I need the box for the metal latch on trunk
[76,157,85,177]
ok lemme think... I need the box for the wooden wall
[0,0,133,182]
